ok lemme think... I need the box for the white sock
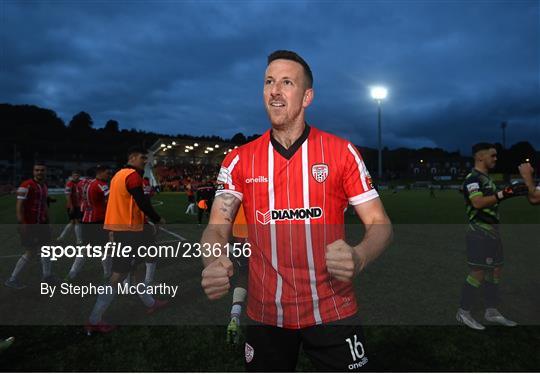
[58,222,73,240]
[74,223,82,243]
[41,256,52,278]
[145,262,156,285]
[138,286,155,308]
[123,273,131,286]
[68,256,86,279]
[101,257,112,278]
[89,288,116,324]
[9,254,30,281]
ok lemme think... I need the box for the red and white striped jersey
[17,179,49,224]
[82,179,109,223]
[216,125,378,329]
[65,179,83,208]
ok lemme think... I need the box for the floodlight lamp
[370,86,388,101]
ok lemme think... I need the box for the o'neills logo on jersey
[256,207,323,225]
[245,176,268,184]
[312,163,329,183]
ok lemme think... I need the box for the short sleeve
[464,175,483,199]
[342,143,379,205]
[215,150,243,201]
[100,183,110,197]
[64,181,72,195]
[125,172,143,190]
[17,181,30,200]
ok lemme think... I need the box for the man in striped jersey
[201,50,393,371]
[5,162,54,289]
[65,165,112,281]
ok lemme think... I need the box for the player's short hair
[267,50,313,89]
[472,143,495,155]
[95,164,110,172]
[72,170,81,175]
[33,160,46,167]
[127,146,146,159]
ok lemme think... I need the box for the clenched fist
[325,239,365,282]
[518,162,534,182]
[201,256,234,300]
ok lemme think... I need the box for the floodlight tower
[370,86,388,180]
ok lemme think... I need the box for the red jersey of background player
[82,179,109,223]
[16,179,49,224]
[65,179,83,209]
[216,126,378,329]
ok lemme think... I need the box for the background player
[457,143,528,330]
[5,162,55,289]
[196,180,215,225]
[226,204,249,345]
[65,165,112,281]
[201,50,393,371]
[143,176,158,285]
[57,170,84,244]
[86,148,167,334]
[518,162,540,205]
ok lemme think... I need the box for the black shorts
[110,230,146,274]
[466,230,504,269]
[67,208,83,221]
[245,313,369,372]
[19,224,51,250]
[81,221,108,246]
[110,226,157,273]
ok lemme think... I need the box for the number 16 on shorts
[345,334,368,369]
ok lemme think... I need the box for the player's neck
[474,163,489,175]
[271,121,306,149]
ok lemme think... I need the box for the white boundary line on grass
[152,200,164,206]
[158,226,187,241]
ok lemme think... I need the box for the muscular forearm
[201,226,231,267]
[471,195,498,209]
[522,176,540,202]
[353,220,393,270]
[528,190,540,205]
[201,192,241,267]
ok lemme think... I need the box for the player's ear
[303,88,314,108]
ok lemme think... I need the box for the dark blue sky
[1,0,538,154]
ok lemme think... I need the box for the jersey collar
[270,124,311,160]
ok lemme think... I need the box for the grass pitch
[0,190,538,371]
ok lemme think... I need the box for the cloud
[1,0,538,152]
